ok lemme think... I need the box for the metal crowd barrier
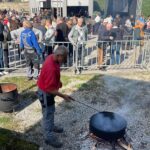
[0,41,26,71]
[75,40,150,70]
[0,38,150,72]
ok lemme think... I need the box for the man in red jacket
[37,45,74,148]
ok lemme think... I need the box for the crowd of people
[0,9,150,76]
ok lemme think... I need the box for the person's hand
[63,94,75,102]
[109,36,114,40]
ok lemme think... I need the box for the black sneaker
[45,135,63,148]
[53,126,64,133]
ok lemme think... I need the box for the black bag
[4,25,11,41]
[6,32,11,41]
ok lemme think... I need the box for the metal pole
[60,0,62,17]
[57,0,58,17]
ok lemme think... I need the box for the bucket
[0,83,18,112]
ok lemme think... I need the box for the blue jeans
[111,44,121,65]
[0,47,4,72]
[37,88,55,140]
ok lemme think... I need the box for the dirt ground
[0,71,150,150]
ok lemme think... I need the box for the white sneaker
[0,72,3,75]
[2,71,9,75]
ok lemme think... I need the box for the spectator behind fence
[9,15,20,31]
[3,24,11,70]
[146,16,150,33]
[68,17,88,74]
[97,21,113,69]
[66,18,73,66]
[56,17,68,44]
[11,23,43,62]
[20,20,42,80]
[0,12,9,75]
[93,14,101,35]
[44,19,55,56]
[111,22,124,65]
[133,20,145,40]
[114,14,122,27]
[124,19,133,38]
[97,19,108,67]
[37,19,47,62]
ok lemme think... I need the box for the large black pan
[73,100,127,141]
[89,111,127,141]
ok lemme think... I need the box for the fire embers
[90,133,133,150]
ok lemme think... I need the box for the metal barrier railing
[0,41,26,71]
[77,40,150,70]
[0,38,150,73]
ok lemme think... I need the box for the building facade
[51,0,93,17]
[29,0,51,15]
[29,0,93,17]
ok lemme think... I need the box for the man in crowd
[97,21,113,69]
[68,17,88,74]
[37,45,74,148]
[44,19,55,56]
[9,15,20,31]
[20,20,42,80]
[97,19,108,68]
[0,12,9,75]
[111,21,124,64]
[55,17,68,44]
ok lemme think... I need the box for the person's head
[45,19,52,27]
[116,14,120,18]
[66,19,73,29]
[103,19,108,26]
[33,17,39,23]
[0,12,4,20]
[77,17,84,27]
[11,16,16,21]
[23,20,33,29]
[54,45,68,64]
[106,23,112,31]
[72,16,77,25]
[41,19,46,26]
[57,17,63,24]
[130,15,134,19]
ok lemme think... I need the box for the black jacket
[56,23,68,42]
[0,22,4,41]
[98,25,112,41]
[111,27,124,41]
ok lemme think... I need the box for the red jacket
[37,55,62,93]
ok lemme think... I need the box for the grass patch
[74,75,104,91]
[0,116,12,127]
[61,76,71,86]
[61,74,94,87]
[0,128,38,150]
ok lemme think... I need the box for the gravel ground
[2,71,150,150]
